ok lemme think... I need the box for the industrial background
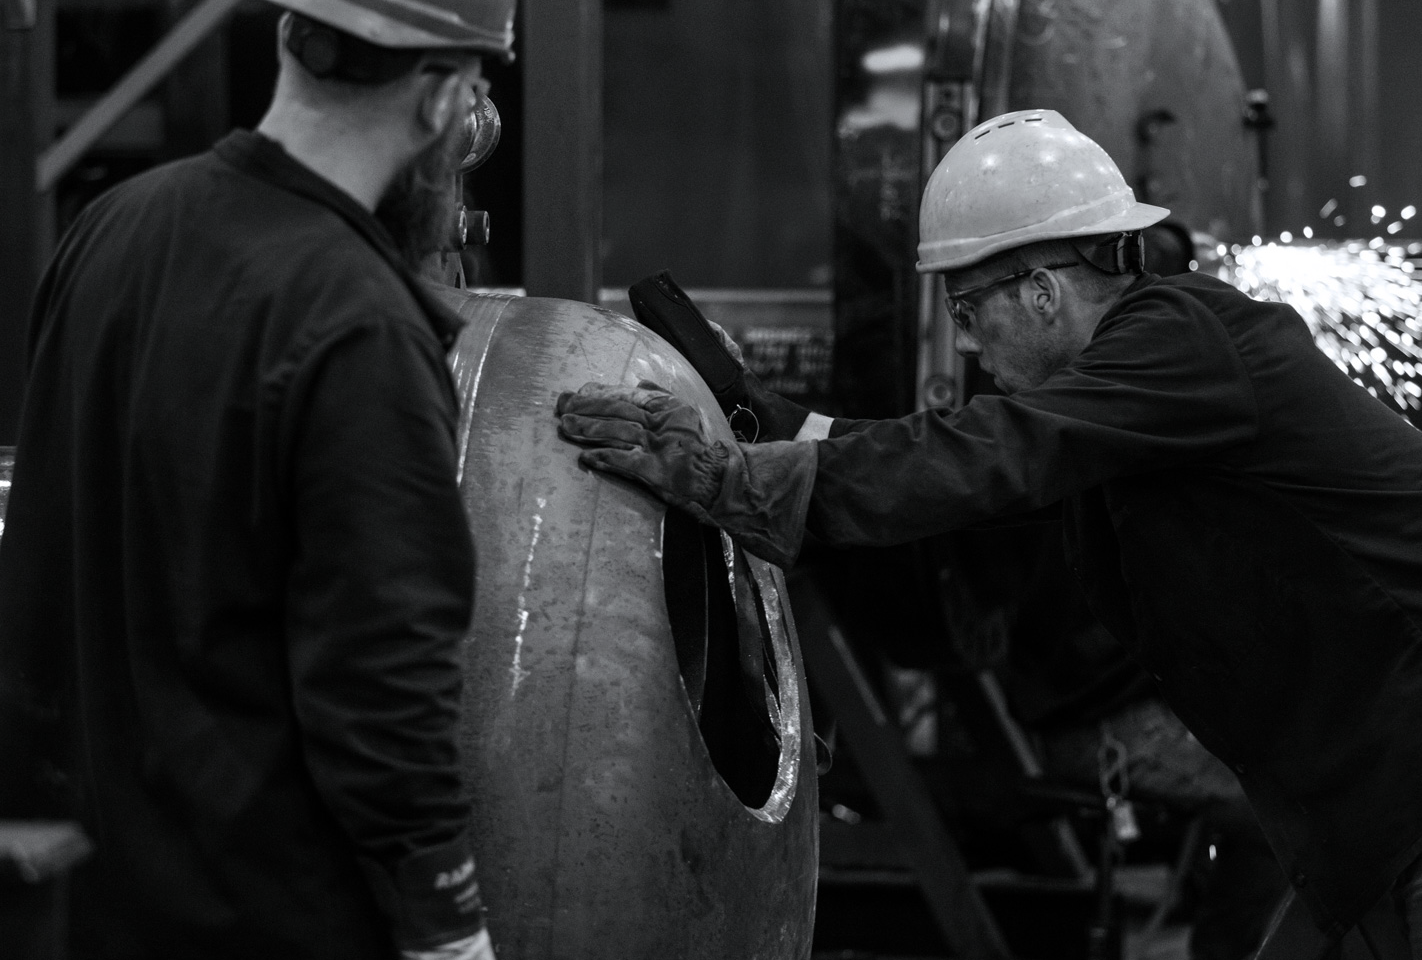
[3,1,1422,958]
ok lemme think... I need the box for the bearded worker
[0,1,511,957]
[558,110,1422,956]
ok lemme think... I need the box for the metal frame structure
[521,0,602,303]
[790,573,1014,960]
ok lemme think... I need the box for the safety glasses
[944,261,1079,332]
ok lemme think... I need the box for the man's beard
[375,114,467,271]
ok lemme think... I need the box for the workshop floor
[811,917,1191,960]
[811,862,1197,960]
[1123,922,1192,960]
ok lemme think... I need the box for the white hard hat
[917,109,1169,273]
[271,0,514,55]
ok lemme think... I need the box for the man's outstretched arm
[556,381,818,567]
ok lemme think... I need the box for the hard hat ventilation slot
[662,510,783,810]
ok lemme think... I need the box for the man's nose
[955,329,981,356]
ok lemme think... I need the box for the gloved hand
[402,927,496,960]
[556,381,819,568]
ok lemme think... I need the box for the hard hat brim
[272,0,515,57]
[917,200,1171,274]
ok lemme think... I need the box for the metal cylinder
[1006,0,1261,240]
[432,288,819,960]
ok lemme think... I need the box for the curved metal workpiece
[432,288,819,960]
[0,447,12,541]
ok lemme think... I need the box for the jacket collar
[212,131,465,350]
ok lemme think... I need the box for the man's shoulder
[1115,271,1250,312]
[1096,272,1238,341]
[64,140,435,346]
[1106,271,1299,344]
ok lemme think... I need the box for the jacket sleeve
[808,285,1261,546]
[280,313,482,951]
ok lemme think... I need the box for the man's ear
[1027,266,1062,319]
[275,11,293,57]
[418,68,469,136]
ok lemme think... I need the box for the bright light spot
[1373,205,1387,218]
[1321,199,1339,217]
[1404,206,1417,220]
[1389,222,1405,235]
[1252,235,1263,246]
[1350,175,1369,188]
[1188,260,1199,271]
[862,43,925,74]
[1335,216,1347,226]
[1217,244,1228,256]
[1224,240,1422,416]
[1208,844,1218,862]
[1231,244,1243,256]
[1280,232,1293,243]
[1304,226,1314,239]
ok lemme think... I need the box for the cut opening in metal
[662,508,783,809]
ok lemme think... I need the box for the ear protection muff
[284,14,419,84]
[1073,231,1147,275]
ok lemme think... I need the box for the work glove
[555,381,818,568]
[402,928,495,960]
[627,271,812,443]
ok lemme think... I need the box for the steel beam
[35,0,243,194]
[521,0,602,302]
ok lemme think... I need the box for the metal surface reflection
[0,447,12,542]
[432,287,818,960]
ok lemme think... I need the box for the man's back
[0,131,477,959]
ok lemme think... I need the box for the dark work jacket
[808,272,1422,936]
[0,132,480,959]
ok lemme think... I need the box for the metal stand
[789,573,1013,960]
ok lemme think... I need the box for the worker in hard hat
[557,109,1422,951]
[0,1,510,958]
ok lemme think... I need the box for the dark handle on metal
[627,270,748,411]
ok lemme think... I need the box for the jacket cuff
[360,836,486,950]
[708,439,818,569]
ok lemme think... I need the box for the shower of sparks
[1215,240,1422,421]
